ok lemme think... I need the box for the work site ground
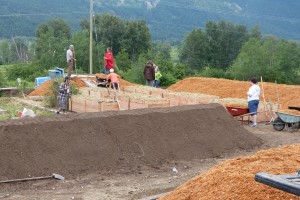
[1,104,300,200]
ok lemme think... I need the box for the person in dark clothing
[57,76,72,114]
[143,60,155,86]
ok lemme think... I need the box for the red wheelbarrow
[225,106,249,116]
[225,106,255,124]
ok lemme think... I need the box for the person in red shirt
[103,47,114,74]
[107,68,120,90]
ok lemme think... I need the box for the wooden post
[128,98,131,110]
[89,0,93,74]
[100,102,103,111]
[69,98,72,111]
[260,76,269,122]
[98,101,101,112]
[275,80,281,110]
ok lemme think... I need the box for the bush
[44,82,59,108]
[123,55,148,85]
[196,67,227,78]
[0,68,7,87]
[44,78,78,108]
[159,73,177,86]
[6,63,46,82]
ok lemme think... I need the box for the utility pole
[89,0,93,74]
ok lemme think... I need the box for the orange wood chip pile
[28,80,54,96]
[29,74,137,97]
[160,144,300,200]
[72,77,88,88]
[168,77,300,109]
[278,109,300,116]
[29,78,91,96]
[224,103,248,108]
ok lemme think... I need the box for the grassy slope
[0,98,54,121]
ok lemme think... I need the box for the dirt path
[1,110,300,199]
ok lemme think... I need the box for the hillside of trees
[1,14,300,91]
[1,0,300,41]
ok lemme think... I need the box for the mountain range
[1,0,300,41]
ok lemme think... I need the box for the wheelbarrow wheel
[287,123,300,133]
[273,117,285,131]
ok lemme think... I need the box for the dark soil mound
[0,104,262,180]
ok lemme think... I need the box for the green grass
[5,80,35,88]
[0,97,54,121]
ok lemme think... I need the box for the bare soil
[0,104,299,200]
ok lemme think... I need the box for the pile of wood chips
[28,78,90,96]
[28,80,54,96]
[168,77,300,109]
[28,74,137,97]
[278,109,300,116]
[72,77,88,88]
[160,144,300,200]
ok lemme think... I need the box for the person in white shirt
[66,45,76,77]
[247,77,261,127]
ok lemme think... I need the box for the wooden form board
[123,86,169,97]
[73,86,216,113]
[128,98,170,110]
[70,97,119,113]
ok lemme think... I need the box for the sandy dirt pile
[0,104,262,180]
[28,80,54,96]
[28,77,91,96]
[27,73,137,96]
[223,103,248,109]
[71,76,87,88]
[168,77,300,109]
[278,109,300,115]
[160,144,300,200]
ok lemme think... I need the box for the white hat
[109,69,114,73]
[69,45,74,49]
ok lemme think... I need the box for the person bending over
[107,68,120,90]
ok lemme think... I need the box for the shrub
[44,82,59,108]
[44,78,78,108]
[6,63,46,82]
[196,67,227,79]
[0,68,7,87]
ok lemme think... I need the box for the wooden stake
[89,0,93,74]
[275,80,281,109]
[74,50,77,75]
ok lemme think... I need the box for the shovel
[0,173,64,184]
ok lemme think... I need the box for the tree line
[1,14,300,88]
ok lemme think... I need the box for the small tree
[115,49,132,72]
[35,19,72,69]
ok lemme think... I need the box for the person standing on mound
[103,47,114,74]
[66,45,76,77]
